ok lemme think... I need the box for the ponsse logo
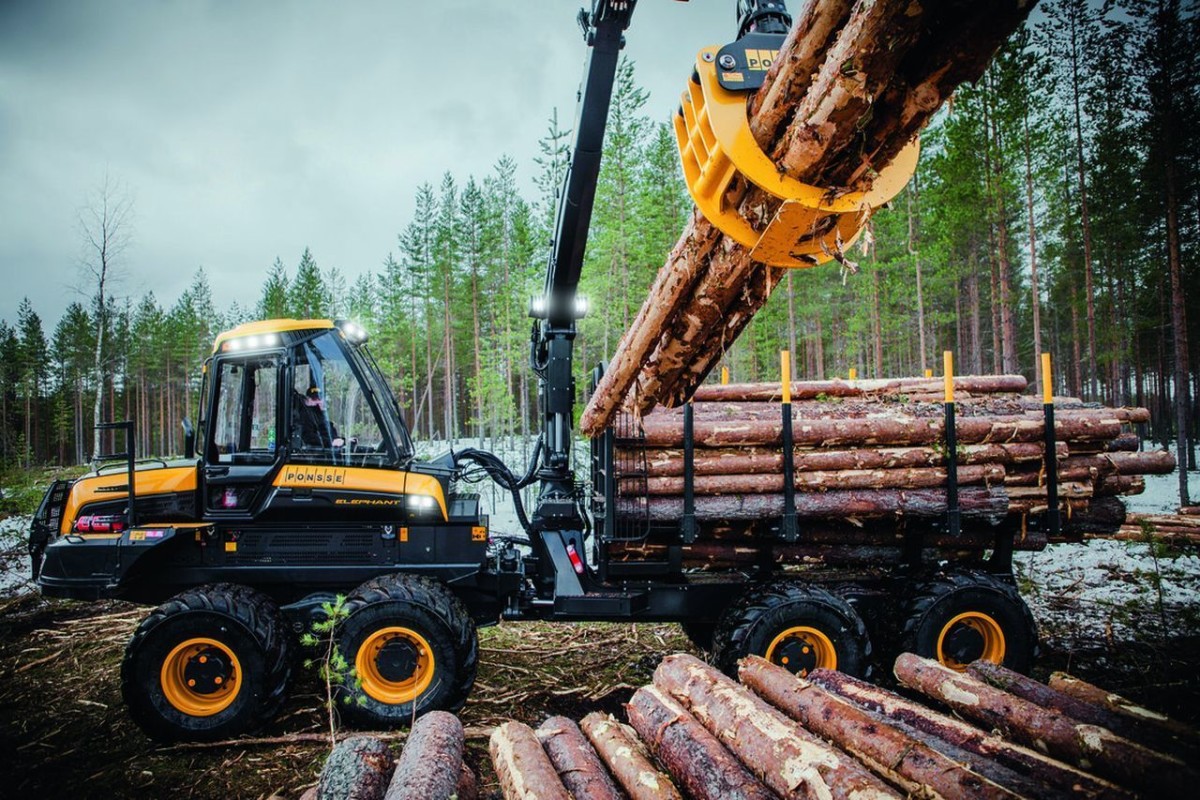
[283,467,347,485]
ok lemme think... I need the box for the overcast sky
[0,0,741,333]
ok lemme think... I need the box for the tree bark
[625,684,777,800]
[489,721,571,800]
[632,464,1005,496]
[317,736,395,800]
[654,654,898,800]
[579,712,683,800]
[893,653,1196,795]
[806,668,1132,800]
[535,716,623,800]
[739,656,1021,799]
[384,711,464,800]
[1048,672,1200,753]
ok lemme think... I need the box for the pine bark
[1048,672,1200,754]
[316,736,395,800]
[535,716,624,800]
[579,712,683,800]
[489,721,571,800]
[384,711,464,800]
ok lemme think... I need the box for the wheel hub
[374,637,420,683]
[765,626,837,677]
[773,639,820,675]
[182,647,233,694]
[943,623,985,664]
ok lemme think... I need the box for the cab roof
[212,319,335,353]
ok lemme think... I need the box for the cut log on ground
[579,712,683,800]
[626,684,778,800]
[535,716,624,800]
[654,654,898,799]
[316,736,395,800]
[967,662,1200,765]
[893,653,1197,795]
[739,656,1022,799]
[384,711,464,800]
[805,668,1132,800]
[490,721,571,800]
[1048,672,1200,754]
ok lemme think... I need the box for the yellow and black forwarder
[29,0,1038,742]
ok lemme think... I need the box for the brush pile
[581,0,1037,436]
[489,652,1200,799]
[606,376,1174,570]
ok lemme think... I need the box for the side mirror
[182,418,196,459]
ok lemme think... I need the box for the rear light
[74,515,127,533]
[565,543,586,575]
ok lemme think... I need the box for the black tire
[680,621,717,652]
[121,583,293,742]
[900,571,1038,673]
[712,581,872,678]
[334,573,477,728]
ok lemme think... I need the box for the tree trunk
[579,712,683,800]
[384,711,464,800]
[489,721,571,800]
[739,656,1020,799]
[632,464,1005,496]
[535,716,623,800]
[1048,672,1200,754]
[1023,104,1044,391]
[893,654,1196,795]
[316,736,395,800]
[654,654,898,800]
[625,684,778,800]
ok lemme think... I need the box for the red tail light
[565,543,585,575]
[74,515,127,533]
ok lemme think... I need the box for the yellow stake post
[780,351,792,404]
[943,351,955,404]
[1041,352,1053,405]
[848,367,857,381]
[721,365,729,385]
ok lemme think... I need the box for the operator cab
[201,319,425,522]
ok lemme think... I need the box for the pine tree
[289,248,328,319]
[258,258,291,319]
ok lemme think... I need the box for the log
[1091,529,1200,546]
[630,442,1058,478]
[456,764,479,800]
[625,684,778,800]
[893,653,1197,794]
[580,712,683,800]
[580,2,1033,435]
[1069,433,1140,453]
[689,375,1028,403]
[967,661,1200,765]
[619,487,1010,524]
[1126,512,1200,529]
[738,656,1022,799]
[535,716,624,800]
[1062,451,1177,476]
[317,736,395,800]
[609,544,986,570]
[384,711,463,800]
[807,668,1132,800]
[1048,673,1200,752]
[1182,506,1200,516]
[489,721,572,800]
[653,654,898,799]
[632,464,1005,496]
[639,412,1122,448]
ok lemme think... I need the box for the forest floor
[0,462,1198,799]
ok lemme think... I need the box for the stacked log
[580,1,1038,437]
[1096,512,1200,547]
[605,376,1173,571]
[305,713,476,800]
[488,651,1198,798]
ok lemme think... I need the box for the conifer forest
[1,0,1197,485]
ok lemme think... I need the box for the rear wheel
[679,621,717,652]
[121,584,292,742]
[334,573,477,728]
[713,581,871,678]
[900,571,1038,673]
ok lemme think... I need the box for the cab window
[288,332,392,467]
[208,358,280,464]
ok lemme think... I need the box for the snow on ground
[0,515,34,597]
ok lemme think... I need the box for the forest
[0,0,1196,479]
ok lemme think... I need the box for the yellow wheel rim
[160,637,242,717]
[356,626,435,705]
[765,626,837,676]
[937,612,1006,671]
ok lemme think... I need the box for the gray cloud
[0,0,743,331]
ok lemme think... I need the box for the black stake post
[943,352,961,537]
[681,400,697,544]
[780,351,799,543]
[1042,352,1060,538]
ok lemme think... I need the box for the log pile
[1094,512,1200,547]
[581,0,1038,437]
[302,712,477,800]
[488,652,1200,799]
[605,376,1173,570]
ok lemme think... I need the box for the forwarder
[29,0,1037,742]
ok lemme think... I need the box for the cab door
[202,355,283,518]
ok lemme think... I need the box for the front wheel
[334,574,477,728]
[900,571,1038,673]
[712,581,871,679]
[121,584,293,742]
